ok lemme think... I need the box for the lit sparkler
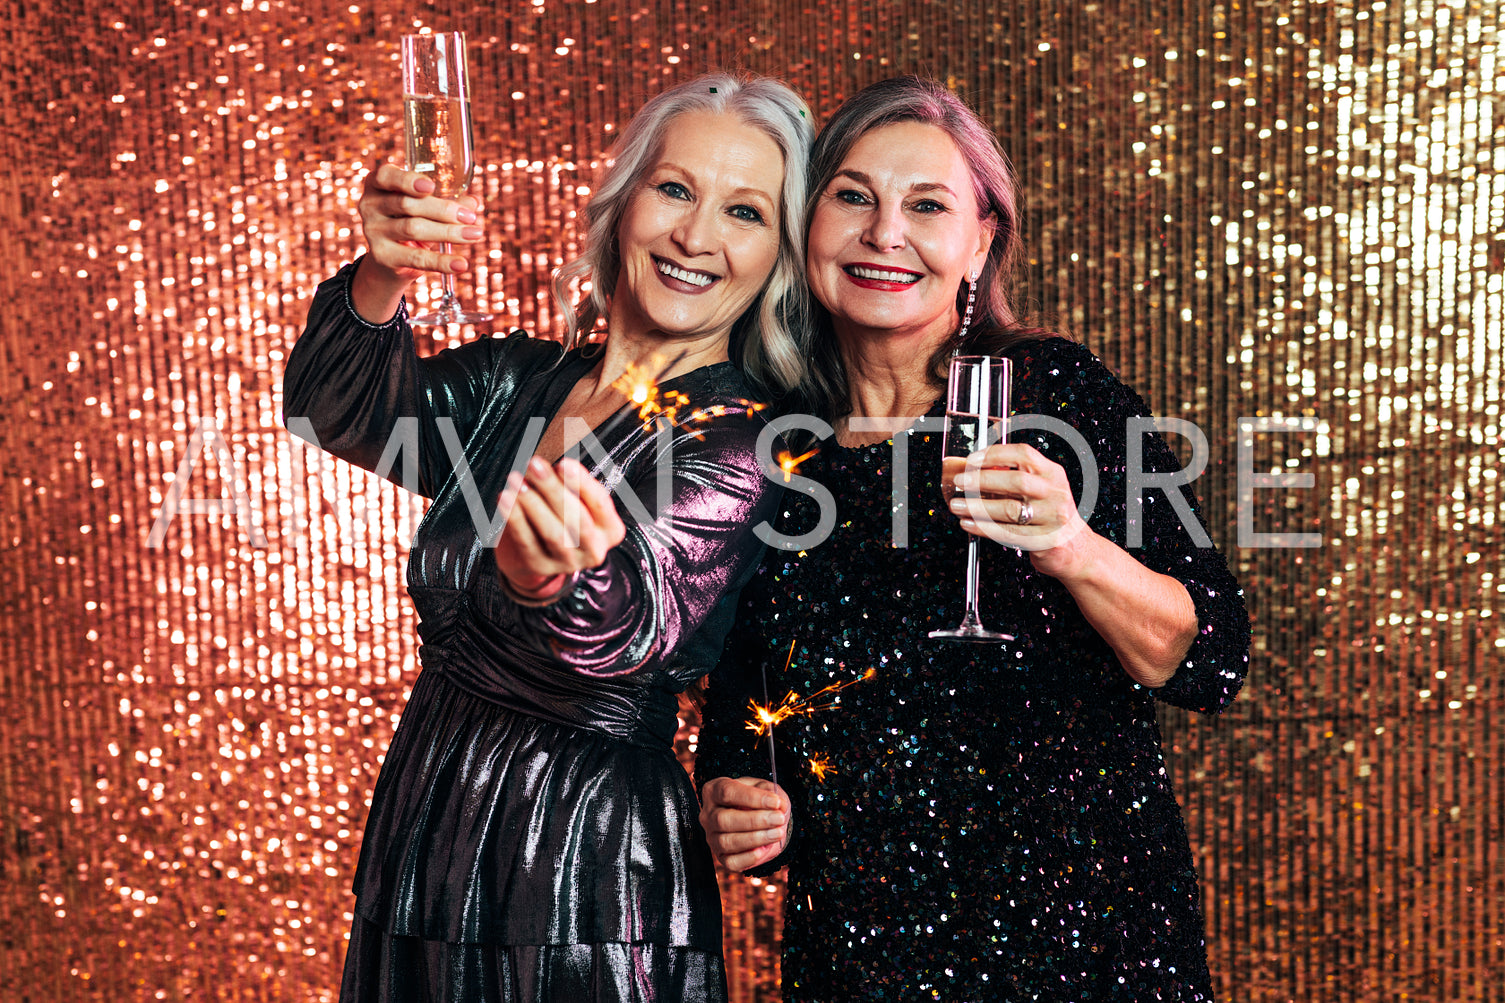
[608,351,692,428]
[771,445,820,482]
[747,639,876,786]
[808,755,835,782]
[593,350,768,444]
[745,667,877,737]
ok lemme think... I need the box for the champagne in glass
[930,355,1013,642]
[404,93,474,198]
[401,31,492,326]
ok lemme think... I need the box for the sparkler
[591,348,692,444]
[747,640,876,787]
[771,445,820,482]
[592,349,768,445]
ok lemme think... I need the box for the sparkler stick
[747,644,876,786]
[754,640,795,788]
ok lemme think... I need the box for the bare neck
[836,328,946,447]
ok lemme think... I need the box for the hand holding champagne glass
[930,355,1013,642]
[401,31,492,326]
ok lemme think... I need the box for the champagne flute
[401,31,492,326]
[929,355,1013,642]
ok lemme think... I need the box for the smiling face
[806,120,993,350]
[611,109,785,352]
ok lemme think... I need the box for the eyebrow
[832,168,958,198]
[653,162,778,207]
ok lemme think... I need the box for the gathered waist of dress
[416,641,682,750]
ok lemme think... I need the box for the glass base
[929,608,1012,642]
[928,626,1014,642]
[409,306,494,327]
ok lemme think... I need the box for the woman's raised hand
[349,164,484,321]
[699,777,792,872]
[493,457,628,602]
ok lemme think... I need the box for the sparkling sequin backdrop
[1,0,1500,999]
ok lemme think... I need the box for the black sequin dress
[696,337,1250,1002]
[285,262,781,1003]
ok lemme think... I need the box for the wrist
[349,255,407,324]
[1030,517,1099,582]
[499,570,572,607]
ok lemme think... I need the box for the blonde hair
[553,72,815,401]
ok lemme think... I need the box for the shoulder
[1006,335,1152,422]
[433,328,568,374]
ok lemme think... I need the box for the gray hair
[553,72,815,401]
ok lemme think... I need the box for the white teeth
[849,265,920,284]
[658,260,715,287]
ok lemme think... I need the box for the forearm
[349,254,410,323]
[1047,529,1199,688]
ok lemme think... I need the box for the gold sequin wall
[1,0,1500,999]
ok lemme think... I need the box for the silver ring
[1016,500,1034,526]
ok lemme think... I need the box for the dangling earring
[952,269,978,355]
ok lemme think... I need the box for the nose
[861,201,905,252]
[672,203,717,256]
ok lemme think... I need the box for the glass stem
[437,242,457,307]
[962,537,983,624]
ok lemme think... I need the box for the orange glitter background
[1,1,1501,1000]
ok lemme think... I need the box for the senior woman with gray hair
[284,72,813,1002]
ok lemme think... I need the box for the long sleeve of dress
[501,415,781,680]
[1021,339,1250,715]
[282,259,528,499]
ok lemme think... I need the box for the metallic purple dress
[285,261,779,1002]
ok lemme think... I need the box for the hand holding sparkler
[699,776,791,873]
[493,455,626,602]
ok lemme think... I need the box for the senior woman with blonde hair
[284,71,813,1003]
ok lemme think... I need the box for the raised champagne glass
[401,31,492,326]
[929,354,1013,642]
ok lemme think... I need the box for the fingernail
[528,456,549,476]
[460,226,483,240]
[762,796,779,809]
[414,176,435,193]
[450,257,469,273]
[954,473,974,489]
[456,207,477,223]
[949,499,965,513]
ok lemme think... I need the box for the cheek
[733,234,781,292]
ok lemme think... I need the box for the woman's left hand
[948,442,1093,581]
[494,456,627,601]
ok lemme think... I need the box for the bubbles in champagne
[404,95,476,197]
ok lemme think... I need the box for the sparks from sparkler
[748,642,876,786]
[808,755,835,781]
[593,349,768,445]
[772,445,820,482]
[746,667,877,736]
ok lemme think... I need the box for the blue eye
[833,188,870,206]
[730,205,766,224]
[912,199,947,214]
[657,181,691,199]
